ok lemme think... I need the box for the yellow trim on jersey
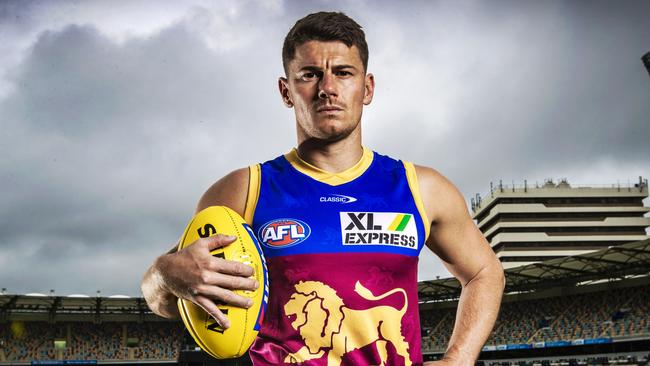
[244,164,261,225]
[284,147,374,186]
[403,161,431,240]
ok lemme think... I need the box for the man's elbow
[488,259,506,291]
[467,260,506,294]
[498,268,506,292]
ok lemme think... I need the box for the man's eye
[336,71,352,76]
[302,72,317,80]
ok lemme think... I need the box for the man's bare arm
[140,168,257,328]
[417,166,505,365]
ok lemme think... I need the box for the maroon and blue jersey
[244,147,430,366]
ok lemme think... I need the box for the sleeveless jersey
[245,147,430,366]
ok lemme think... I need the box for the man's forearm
[443,263,505,364]
[141,256,181,319]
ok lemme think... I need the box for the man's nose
[318,72,337,99]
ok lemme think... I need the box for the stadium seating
[421,285,650,352]
[0,321,183,362]
[0,284,647,363]
[478,353,650,366]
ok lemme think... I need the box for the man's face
[279,40,374,142]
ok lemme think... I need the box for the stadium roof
[2,239,649,316]
[418,238,650,302]
[0,293,153,321]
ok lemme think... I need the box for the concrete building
[471,177,650,269]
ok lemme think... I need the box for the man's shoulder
[413,165,449,190]
[411,164,467,225]
[196,167,250,216]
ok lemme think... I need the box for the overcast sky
[1,0,649,296]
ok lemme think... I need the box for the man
[142,11,504,366]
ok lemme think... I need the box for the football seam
[177,214,196,251]
[224,206,249,356]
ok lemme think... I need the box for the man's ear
[363,73,375,105]
[278,77,293,108]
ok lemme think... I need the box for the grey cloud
[1,0,649,294]
[361,0,650,198]
[0,9,293,295]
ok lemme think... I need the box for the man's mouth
[316,105,344,112]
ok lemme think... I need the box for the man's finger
[194,295,231,329]
[195,285,253,309]
[199,270,258,291]
[202,234,237,251]
[209,258,255,277]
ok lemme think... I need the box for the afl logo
[258,218,311,248]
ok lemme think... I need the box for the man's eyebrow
[297,64,359,72]
[298,65,323,72]
[332,64,357,70]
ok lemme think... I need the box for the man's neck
[296,130,363,173]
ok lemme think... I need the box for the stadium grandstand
[421,238,650,365]
[1,239,649,365]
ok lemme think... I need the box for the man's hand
[142,234,258,329]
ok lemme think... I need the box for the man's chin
[298,116,360,142]
[310,126,357,143]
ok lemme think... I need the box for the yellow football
[176,206,268,359]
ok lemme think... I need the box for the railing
[471,179,648,212]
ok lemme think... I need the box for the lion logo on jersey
[283,280,411,366]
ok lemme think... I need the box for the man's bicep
[421,171,494,285]
[427,218,494,286]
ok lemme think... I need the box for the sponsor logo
[319,194,358,204]
[340,212,418,249]
[258,218,311,248]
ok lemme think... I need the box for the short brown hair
[282,12,369,74]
